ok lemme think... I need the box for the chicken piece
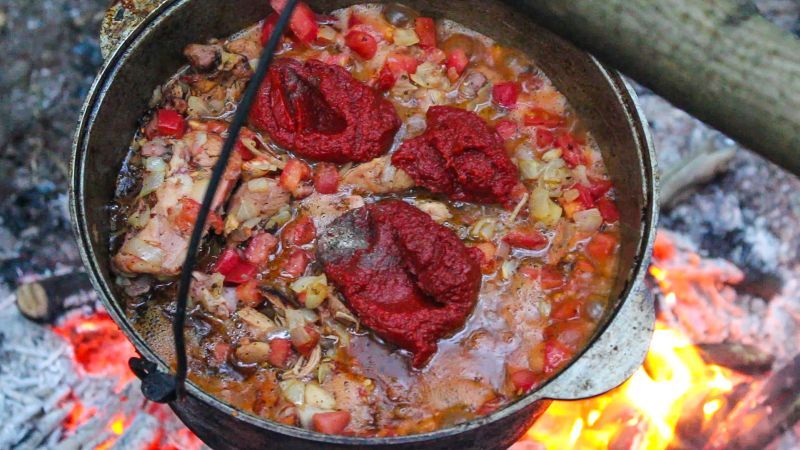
[225,176,290,235]
[340,156,414,194]
[113,129,242,277]
[323,373,375,431]
[225,32,261,61]
[190,272,236,319]
[184,43,221,71]
[237,307,277,340]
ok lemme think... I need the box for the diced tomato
[414,17,437,48]
[540,265,565,290]
[270,0,319,45]
[556,133,584,168]
[509,368,538,393]
[215,247,258,284]
[543,339,571,374]
[387,52,419,75]
[215,248,241,274]
[236,280,263,307]
[575,184,595,209]
[281,248,311,278]
[345,30,378,60]
[279,158,312,193]
[597,197,620,223]
[588,178,613,200]
[445,48,468,75]
[347,12,363,28]
[492,81,520,108]
[376,53,419,90]
[523,108,563,128]
[503,229,548,250]
[551,298,582,321]
[377,65,397,90]
[156,109,186,138]
[495,119,517,140]
[535,128,555,149]
[282,216,316,246]
[268,338,292,368]
[244,232,278,266]
[224,260,258,284]
[235,127,258,161]
[174,197,223,234]
[586,232,618,262]
[260,13,281,45]
[312,411,351,435]
[290,325,320,356]
[313,163,340,194]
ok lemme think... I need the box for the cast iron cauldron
[70,1,659,448]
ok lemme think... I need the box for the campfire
[1,231,797,450]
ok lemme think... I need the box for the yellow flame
[523,323,736,450]
[703,399,722,419]
[649,266,667,282]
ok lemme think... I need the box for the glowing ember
[52,310,138,388]
[50,309,204,450]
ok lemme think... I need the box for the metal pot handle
[537,288,655,400]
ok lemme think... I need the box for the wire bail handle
[129,0,300,403]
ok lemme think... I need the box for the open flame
[51,311,203,450]
[517,231,744,449]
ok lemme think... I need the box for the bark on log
[515,0,800,176]
[703,353,800,450]
[697,342,775,375]
[15,272,94,323]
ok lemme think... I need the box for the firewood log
[516,0,800,176]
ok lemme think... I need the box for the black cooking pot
[70,0,659,448]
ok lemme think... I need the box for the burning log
[696,342,775,375]
[15,272,95,323]
[110,413,160,450]
[704,353,800,450]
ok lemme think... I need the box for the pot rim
[70,0,659,445]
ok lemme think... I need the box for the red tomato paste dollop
[249,58,401,163]
[317,200,482,368]
[392,106,519,204]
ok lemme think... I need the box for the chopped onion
[410,62,447,89]
[234,198,258,222]
[138,170,165,198]
[393,28,420,46]
[265,206,291,229]
[541,148,563,162]
[125,237,163,265]
[144,156,167,173]
[304,382,336,410]
[574,165,590,186]
[127,204,151,228]
[279,379,306,405]
[530,187,562,226]
[291,274,329,309]
[318,26,337,42]
[563,188,580,202]
[470,218,498,240]
[187,96,210,118]
[247,177,272,193]
[519,159,542,180]
[317,362,332,384]
[501,259,519,280]
[573,208,603,232]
